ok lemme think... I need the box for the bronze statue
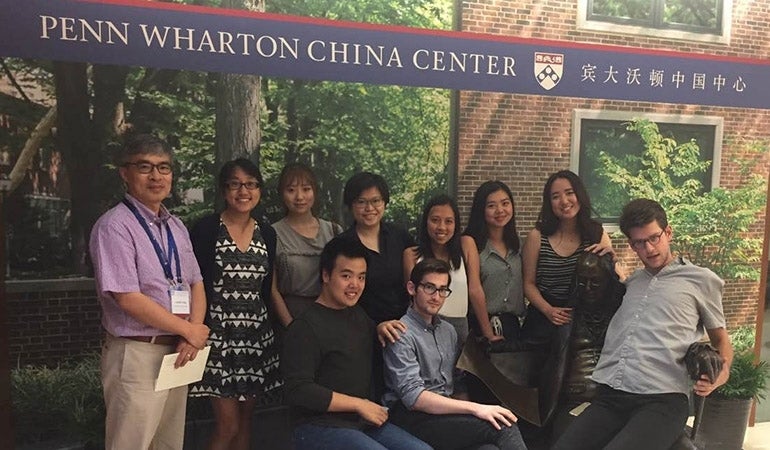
[457,252,623,427]
[562,252,623,404]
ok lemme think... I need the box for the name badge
[170,287,191,315]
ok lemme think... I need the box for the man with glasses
[383,258,527,450]
[552,198,733,450]
[90,134,209,449]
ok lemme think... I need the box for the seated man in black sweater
[282,236,431,450]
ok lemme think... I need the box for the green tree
[599,119,766,280]
[255,0,454,228]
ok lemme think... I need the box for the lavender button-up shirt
[89,194,202,337]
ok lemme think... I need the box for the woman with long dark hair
[462,181,525,343]
[521,170,613,345]
[403,194,473,346]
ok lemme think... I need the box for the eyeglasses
[225,180,261,191]
[629,229,666,250]
[353,197,384,209]
[124,162,172,175]
[419,283,452,298]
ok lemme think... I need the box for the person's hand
[376,320,407,347]
[694,374,722,397]
[355,399,388,426]
[174,339,200,368]
[547,306,572,326]
[693,358,730,397]
[484,333,505,343]
[472,404,518,430]
[585,242,616,260]
[183,322,210,349]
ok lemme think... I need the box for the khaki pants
[101,335,188,450]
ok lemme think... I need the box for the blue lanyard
[122,199,182,284]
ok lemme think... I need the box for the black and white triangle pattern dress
[190,220,282,401]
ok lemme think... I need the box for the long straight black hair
[463,180,520,255]
[416,194,463,270]
[536,170,603,243]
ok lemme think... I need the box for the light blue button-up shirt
[592,257,725,395]
[382,307,458,409]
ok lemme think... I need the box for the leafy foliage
[266,0,453,29]
[714,326,769,401]
[12,355,104,447]
[260,80,450,227]
[3,0,454,279]
[591,0,719,28]
[715,352,769,401]
[730,325,758,355]
[599,119,767,280]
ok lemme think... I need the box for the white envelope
[154,346,211,391]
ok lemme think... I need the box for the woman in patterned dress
[521,170,614,346]
[189,158,282,450]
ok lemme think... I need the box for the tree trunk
[54,61,93,274]
[215,0,264,190]
[215,73,261,164]
[54,62,128,274]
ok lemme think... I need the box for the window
[577,0,731,44]
[570,110,723,223]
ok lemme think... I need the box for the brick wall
[457,0,770,329]
[6,278,102,366]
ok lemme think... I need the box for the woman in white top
[271,163,341,327]
[403,194,476,347]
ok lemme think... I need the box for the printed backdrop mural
[1,0,770,109]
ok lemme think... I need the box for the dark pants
[520,305,556,348]
[390,402,527,450]
[551,384,689,450]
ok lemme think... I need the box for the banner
[1,0,769,109]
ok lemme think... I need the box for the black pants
[390,402,527,450]
[551,384,689,450]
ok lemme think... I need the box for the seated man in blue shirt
[383,258,527,450]
[552,199,734,450]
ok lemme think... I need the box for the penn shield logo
[534,52,563,90]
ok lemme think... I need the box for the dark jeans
[293,422,432,450]
[551,384,689,450]
[390,402,527,450]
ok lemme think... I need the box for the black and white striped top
[535,234,589,307]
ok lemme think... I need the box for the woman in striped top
[521,170,614,346]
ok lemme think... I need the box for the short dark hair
[319,236,369,283]
[619,198,669,238]
[277,163,319,214]
[117,134,172,165]
[218,158,263,193]
[409,258,451,288]
[343,171,390,209]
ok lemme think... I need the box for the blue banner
[1,0,769,109]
